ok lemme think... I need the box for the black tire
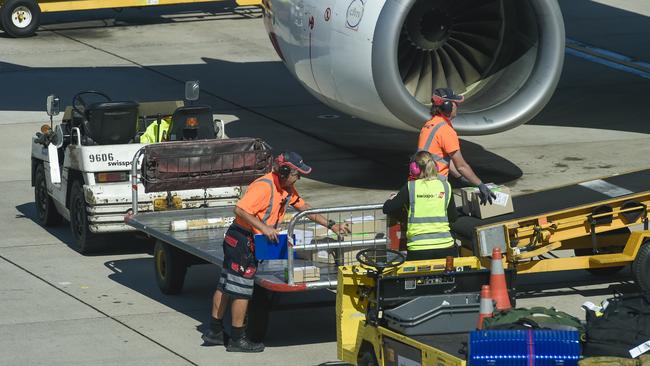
[246,285,272,342]
[34,163,62,226]
[69,179,98,254]
[0,0,40,38]
[154,240,187,295]
[357,344,379,366]
[574,248,625,275]
[632,240,650,294]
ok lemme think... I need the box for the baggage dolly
[124,138,392,340]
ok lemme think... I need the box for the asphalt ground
[0,0,649,365]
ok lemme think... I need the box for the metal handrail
[130,147,146,215]
[286,204,387,285]
[71,127,82,146]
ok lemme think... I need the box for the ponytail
[414,151,438,180]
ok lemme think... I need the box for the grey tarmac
[0,0,648,365]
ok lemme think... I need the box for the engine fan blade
[453,20,502,39]
[404,50,425,95]
[415,54,434,102]
[443,44,481,85]
[399,44,418,78]
[431,51,448,92]
[450,31,499,56]
[438,48,466,93]
[447,39,491,75]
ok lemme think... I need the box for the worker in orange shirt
[202,152,350,352]
[418,88,496,205]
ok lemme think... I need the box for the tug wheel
[0,0,40,37]
[69,179,99,254]
[34,163,62,226]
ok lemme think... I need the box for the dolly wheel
[632,240,650,294]
[0,0,40,37]
[154,240,187,295]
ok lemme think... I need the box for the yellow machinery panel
[337,257,482,366]
[464,190,650,274]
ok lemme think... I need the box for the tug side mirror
[184,80,200,102]
[46,95,60,117]
[52,125,64,149]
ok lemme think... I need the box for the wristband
[327,219,336,230]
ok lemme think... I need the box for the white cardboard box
[285,265,321,282]
[461,184,514,219]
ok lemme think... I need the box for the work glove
[477,183,497,205]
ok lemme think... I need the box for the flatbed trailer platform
[124,137,386,341]
[125,206,344,293]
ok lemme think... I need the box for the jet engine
[263,0,565,135]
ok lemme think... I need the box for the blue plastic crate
[254,234,295,260]
[469,330,581,366]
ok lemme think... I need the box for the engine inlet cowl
[373,0,565,135]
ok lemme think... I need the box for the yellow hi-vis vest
[140,117,171,143]
[406,178,454,251]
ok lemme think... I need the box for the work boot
[201,329,225,346]
[226,335,265,353]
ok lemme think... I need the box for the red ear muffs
[278,165,291,179]
[275,153,291,179]
[440,101,453,115]
[432,94,444,106]
[409,161,421,177]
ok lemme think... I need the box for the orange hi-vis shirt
[417,115,460,177]
[234,172,307,234]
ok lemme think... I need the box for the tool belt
[223,223,257,278]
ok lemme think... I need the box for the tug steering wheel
[356,248,406,274]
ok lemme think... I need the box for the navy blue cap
[278,151,312,175]
[433,88,465,103]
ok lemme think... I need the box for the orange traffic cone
[477,285,494,329]
[489,247,512,311]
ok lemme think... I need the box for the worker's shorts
[218,224,257,300]
[218,267,255,300]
